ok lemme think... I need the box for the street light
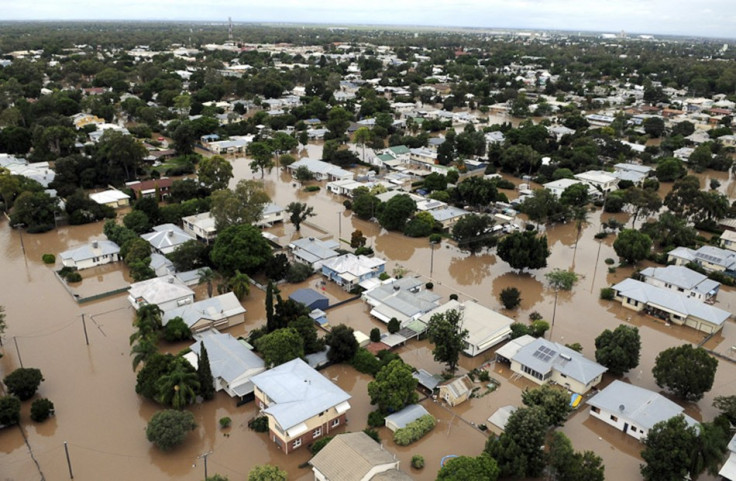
[429,238,440,278]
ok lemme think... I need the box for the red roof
[128,178,173,193]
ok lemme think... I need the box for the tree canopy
[146,409,197,451]
[210,179,270,230]
[594,325,641,376]
[653,344,718,402]
[497,231,550,271]
[426,308,469,374]
[367,359,418,414]
[210,223,273,275]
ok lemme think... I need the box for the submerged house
[639,265,720,303]
[667,245,736,276]
[59,240,121,270]
[161,292,245,332]
[321,254,386,291]
[362,277,442,325]
[128,275,195,311]
[141,224,195,255]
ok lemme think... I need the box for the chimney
[168,230,174,237]
[92,240,98,248]
[168,277,174,284]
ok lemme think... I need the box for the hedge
[393,414,436,446]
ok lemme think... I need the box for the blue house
[289,288,329,311]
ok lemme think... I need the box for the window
[591,406,600,414]
[313,428,322,438]
[293,438,302,449]
[610,415,618,422]
[331,418,340,427]
[630,426,637,433]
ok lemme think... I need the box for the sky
[4,0,736,40]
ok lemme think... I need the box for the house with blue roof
[251,358,351,454]
[289,288,329,311]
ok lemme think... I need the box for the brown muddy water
[1,156,735,480]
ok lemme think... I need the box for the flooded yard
[1,157,735,480]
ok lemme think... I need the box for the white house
[587,380,698,441]
[287,158,353,181]
[721,230,736,253]
[639,265,720,303]
[141,224,195,255]
[362,277,442,325]
[162,292,245,332]
[573,170,619,194]
[59,240,121,270]
[321,254,386,291]
[542,179,585,198]
[128,275,195,311]
[288,237,340,269]
[89,189,130,208]
[668,245,736,275]
[182,212,217,243]
[255,203,285,227]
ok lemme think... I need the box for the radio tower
[228,17,233,44]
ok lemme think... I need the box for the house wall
[64,253,120,270]
[439,387,469,407]
[550,371,600,395]
[589,406,646,441]
[510,360,549,386]
[642,277,704,301]
[614,293,645,312]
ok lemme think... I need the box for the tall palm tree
[155,359,200,409]
[571,206,589,265]
[130,336,157,370]
[130,304,163,345]
[198,268,217,298]
[229,270,251,301]
[689,422,729,478]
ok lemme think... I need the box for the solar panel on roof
[532,345,557,362]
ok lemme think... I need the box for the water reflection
[447,253,493,286]
[491,272,545,310]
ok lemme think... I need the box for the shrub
[608,266,616,273]
[41,254,55,264]
[499,287,522,309]
[387,318,400,334]
[379,272,390,281]
[58,266,74,278]
[303,185,320,192]
[449,293,458,301]
[600,287,615,300]
[285,262,313,283]
[594,232,609,239]
[343,200,352,210]
[478,370,490,382]
[510,322,530,339]
[352,348,381,376]
[30,398,55,422]
[311,436,334,454]
[529,311,543,321]
[604,258,615,265]
[367,410,386,428]
[248,416,269,432]
[146,410,196,451]
[411,455,425,469]
[530,320,550,338]
[370,328,381,343]
[219,416,232,429]
[425,282,434,290]
[0,396,21,426]
[66,272,82,283]
[393,415,437,446]
[363,428,380,443]
[4,368,44,400]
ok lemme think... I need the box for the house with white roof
[611,278,730,333]
[141,224,195,255]
[500,335,606,394]
[542,178,585,198]
[59,240,121,270]
[182,212,217,243]
[418,300,513,357]
[721,230,736,253]
[362,277,442,325]
[185,329,265,401]
[256,202,285,227]
[162,292,245,332]
[667,245,736,276]
[128,275,195,311]
[613,163,652,186]
[639,265,720,303]
[288,237,340,269]
[0,155,56,188]
[287,158,354,181]
[573,170,619,194]
[251,358,351,454]
[89,188,130,208]
[204,135,253,154]
[587,380,698,441]
[384,404,431,432]
[321,254,386,291]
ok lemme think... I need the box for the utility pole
[64,441,74,479]
[13,336,23,368]
[81,314,89,345]
[196,451,213,480]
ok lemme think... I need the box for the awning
[335,401,351,414]
[285,422,308,438]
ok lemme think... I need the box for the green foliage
[288,316,324,355]
[30,398,55,422]
[379,194,417,231]
[367,359,418,414]
[599,287,615,300]
[162,317,191,342]
[136,353,176,400]
[41,253,55,264]
[155,358,200,409]
[393,414,437,446]
[352,348,381,376]
[548,431,605,481]
[285,202,315,231]
[146,409,196,451]
[641,415,699,481]
[219,416,232,428]
[247,464,287,481]
[387,317,400,334]
[370,328,381,343]
[198,155,234,191]
[426,309,469,374]
[210,223,273,275]
[594,325,641,376]
[613,229,652,264]
[499,287,522,309]
[66,271,82,283]
[545,269,579,292]
[521,385,571,426]
[210,179,270,230]
[248,416,269,433]
[436,454,500,481]
[197,345,215,401]
[326,324,359,363]
[303,185,320,192]
[311,436,335,454]
[411,454,425,469]
[485,406,548,478]
[653,344,718,401]
[497,231,550,271]
[530,320,550,338]
[284,262,313,283]
[167,239,210,272]
[4,367,44,401]
[363,428,380,443]
[255,328,304,367]
[367,410,386,428]
[0,396,21,426]
[452,213,495,254]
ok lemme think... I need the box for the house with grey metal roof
[587,380,698,441]
[508,336,606,394]
[256,202,285,227]
[613,163,652,186]
[384,404,431,432]
[141,224,195,255]
[251,358,351,454]
[611,278,730,334]
[438,375,474,407]
[639,265,720,303]
[161,292,245,332]
[185,329,265,400]
[288,237,340,269]
[60,239,121,270]
[149,253,174,277]
[287,158,354,181]
[182,211,217,243]
[542,178,585,198]
[668,245,736,275]
[128,275,195,311]
[321,254,386,291]
[309,432,411,481]
[362,277,442,325]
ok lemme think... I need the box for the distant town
[1,21,736,481]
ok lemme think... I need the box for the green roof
[377,154,395,161]
[388,145,410,155]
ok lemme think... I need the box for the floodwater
[1,149,735,481]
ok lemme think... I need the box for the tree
[30,398,55,422]
[0,396,21,426]
[594,325,641,376]
[198,155,233,191]
[379,194,416,231]
[640,415,698,481]
[163,316,190,342]
[95,129,147,181]
[485,406,548,479]
[197,345,215,401]
[426,309,469,374]
[255,328,304,367]
[354,126,373,162]
[198,268,218,298]
[714,395,736,424]
[643,117,665,138]
[228,270,251,301]
[559,183,590,207]
[521,384,571,426]
[613,229,652,264]
[499,287,522,309]
[248,464,287,481]
[9,191,57,232]
[653,344,718,402]
[123,210,151,234]
[285,202,315,231]
[325,324,359,363]
[167,240,210,272]
[131,337,158,370]
[623,187,661,227]
[210,224,273,275]
[326,106,353,140]
[452,214,494,254]
[655,157,686,182]
[146,409,196,451]
[403,211,436,238]
[548,431,605,481]
[136,353,177,400]
[497,231,550,272]
[436,454,499,481]
[247,141,275,178]
[690,421,730,479]
[350,230,367,249]
[4,367,43,400]
[155,358,200,409]
[289,317,324,355]
[210,179,270,230]
[367,359,418,413]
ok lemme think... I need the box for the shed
[289,288,329,311]
[487,405,517,432]
[438,375,474,407]
[384,404,431,432]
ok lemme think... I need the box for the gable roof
[639,265,719,295]
[251,358,351,430]
[289,237,340,264]
[322,253,386,277]
[587,380,698,431]
[365,278,442,320]
[512,337,607,385]
[141,224,195,251]
[60,240,120,262]
[128,275,194,306]
[439,375,473,399]
[289,288,328,307]
[419,300,513,351]
[384,404,430,430]
[309,432,397,481]
[162,292,245,328]
[190,330,264,395]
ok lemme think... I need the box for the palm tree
[689,422,729,478]
[156,359,200,409]
[229,270,251,301]
[198,268,217,298]
[571,206,589,265]
[130,336,157,370]
[130,304,163,345]
[354,127,373,162]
